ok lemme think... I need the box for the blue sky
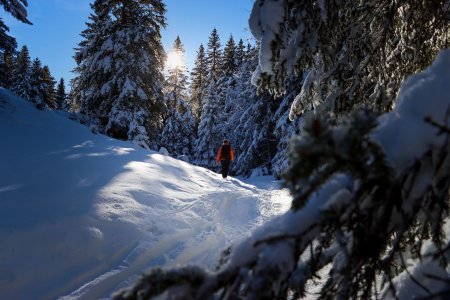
[3,0,254,85]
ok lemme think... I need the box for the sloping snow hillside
[0,89,291,300]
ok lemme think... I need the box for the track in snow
[61,177,291,299]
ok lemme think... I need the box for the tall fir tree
[29,57,46,109]
[189,44,208,121]
[160,36,195,157]
[222,35,237,76]
[235,38,246,67]
[194,79,222,168]
[40,66,57,109]
[11,45,32,101]
[0,51,15,88]
[164,36,189,112]
[56,78,67,110]
[70,0,167,149]
[206,28,222,81]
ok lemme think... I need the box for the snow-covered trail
[61,177,291,300]
[0,89,291,300]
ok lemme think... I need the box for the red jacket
[216,143,235,163]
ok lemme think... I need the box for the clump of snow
[372,49,450,175]
[158,146,169,156]
[177,154,189,162]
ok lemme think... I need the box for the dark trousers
[220,160,231,178]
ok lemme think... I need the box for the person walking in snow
[216,139,235,178]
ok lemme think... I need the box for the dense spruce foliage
[250,0,450,117]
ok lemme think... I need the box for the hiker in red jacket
[216,139,235,178]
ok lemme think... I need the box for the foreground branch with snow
[115,51,450,300]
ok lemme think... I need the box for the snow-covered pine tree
[11,45,32,101]
[250,0,450,116]
[206,28,223,82]
[67,1,110,115]
[163,36,189,112]
[70,0,167,149]
[189,44,208,121]
[222,35,237,76]
[40,65,57,109]
[235,38,246,67]
[0,51,15,88]
[193,79,222,169]
[0,0,30,54]
[160,36,196,158]
[56,78,67,110]
[29,58,46,109]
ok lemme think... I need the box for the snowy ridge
[0,89,291,299]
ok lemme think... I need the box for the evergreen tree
[11,45,32,101]
[189,44,208,121]
[56,78,67,110]
[164,36,189,112]
[0,51,15,88]
[194,79,222,168]
[160,36,195,157]
[0,21,16,55]
[29,57,46,109]
[206,28,222,81]
[235,38,246,67]
[40,65,57,109]
[222,35,237,75]
[70,0,167,149]
[0,0,31,53]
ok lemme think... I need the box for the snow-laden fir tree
[0,0,30,54]
[222,35,237,76]
[11,45,32,101]
[235,38,246,67]
[250,0,450,116]
[193,79,223,169]
[56,78,66,110]
[70,0,167,149]
[160,36,196,158]
[29,58,46,109]
[40,65,57,109]
[189,44,208,121]
[206,28,223,82]
[0,51,15,88]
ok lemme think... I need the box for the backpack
[221,144,231,160]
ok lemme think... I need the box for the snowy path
[61,177,291,299]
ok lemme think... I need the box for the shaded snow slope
[0,89,291,299]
